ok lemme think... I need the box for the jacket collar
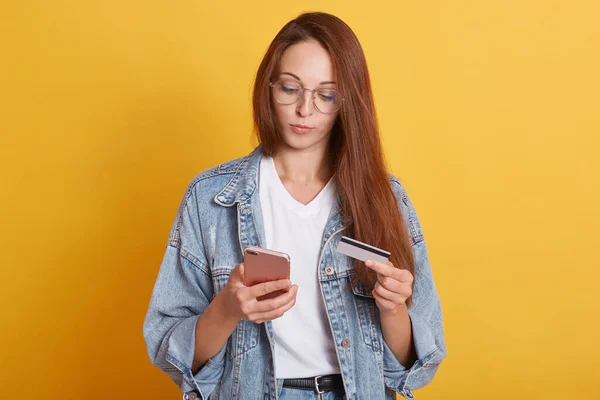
[213,146,263,207]
[213,145,344,220]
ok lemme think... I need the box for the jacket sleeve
[384,180,447,399]
[143,182,225,400]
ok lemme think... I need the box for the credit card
[335,236,390,264]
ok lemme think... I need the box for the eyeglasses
[269,80,343,114]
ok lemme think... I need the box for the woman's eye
[279,82,300,94]
[281,86,298,93]
[318,91,337,102]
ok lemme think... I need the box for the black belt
[282,374,344,394]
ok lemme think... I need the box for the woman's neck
[272,145,333,186]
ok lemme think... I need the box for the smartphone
[243,246,291,301]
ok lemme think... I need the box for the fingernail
[365,260,373,267]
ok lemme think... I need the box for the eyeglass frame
[268,80,344,114]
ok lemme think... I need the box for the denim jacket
[143,146,446,399]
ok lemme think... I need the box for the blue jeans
[279,387,346,399]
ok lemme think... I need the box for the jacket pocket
[351,281,383,352]
[212,266,259,358]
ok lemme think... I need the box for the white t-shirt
[258,155,341,379]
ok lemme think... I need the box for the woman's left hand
[365,260,413,314]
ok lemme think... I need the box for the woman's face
[272,39,340,153]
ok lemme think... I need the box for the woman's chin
[280,131,331,152]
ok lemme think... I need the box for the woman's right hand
[220,263,298,324]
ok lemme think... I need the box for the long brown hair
[252,12,415,297]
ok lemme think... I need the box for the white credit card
[335,236,390,264]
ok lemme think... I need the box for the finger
[372,290,398,311]
[250,285,298,313]
[366,260,413,283]
[365,260,400,279]
[250,294,297,323]
[249,278,292,300]
[395,268,414,284]
[376,274,404,293]
[373,282,406,304]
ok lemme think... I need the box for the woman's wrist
[211,289,243,327]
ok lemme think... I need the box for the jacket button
[341,338,351,348]
[325,266,334,276]
[187,392,200,400]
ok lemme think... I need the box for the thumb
[229,263,245,283]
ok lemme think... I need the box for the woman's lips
[289,124,315,134]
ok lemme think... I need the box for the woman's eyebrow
[280,72,336,85]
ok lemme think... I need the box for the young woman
[144,12,445,400]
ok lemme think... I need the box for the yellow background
[1,1,599,399]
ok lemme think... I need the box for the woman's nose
[296,89,314,117]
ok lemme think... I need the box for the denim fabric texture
[143,146,446,399]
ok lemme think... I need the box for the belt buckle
[314,375,324,394]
